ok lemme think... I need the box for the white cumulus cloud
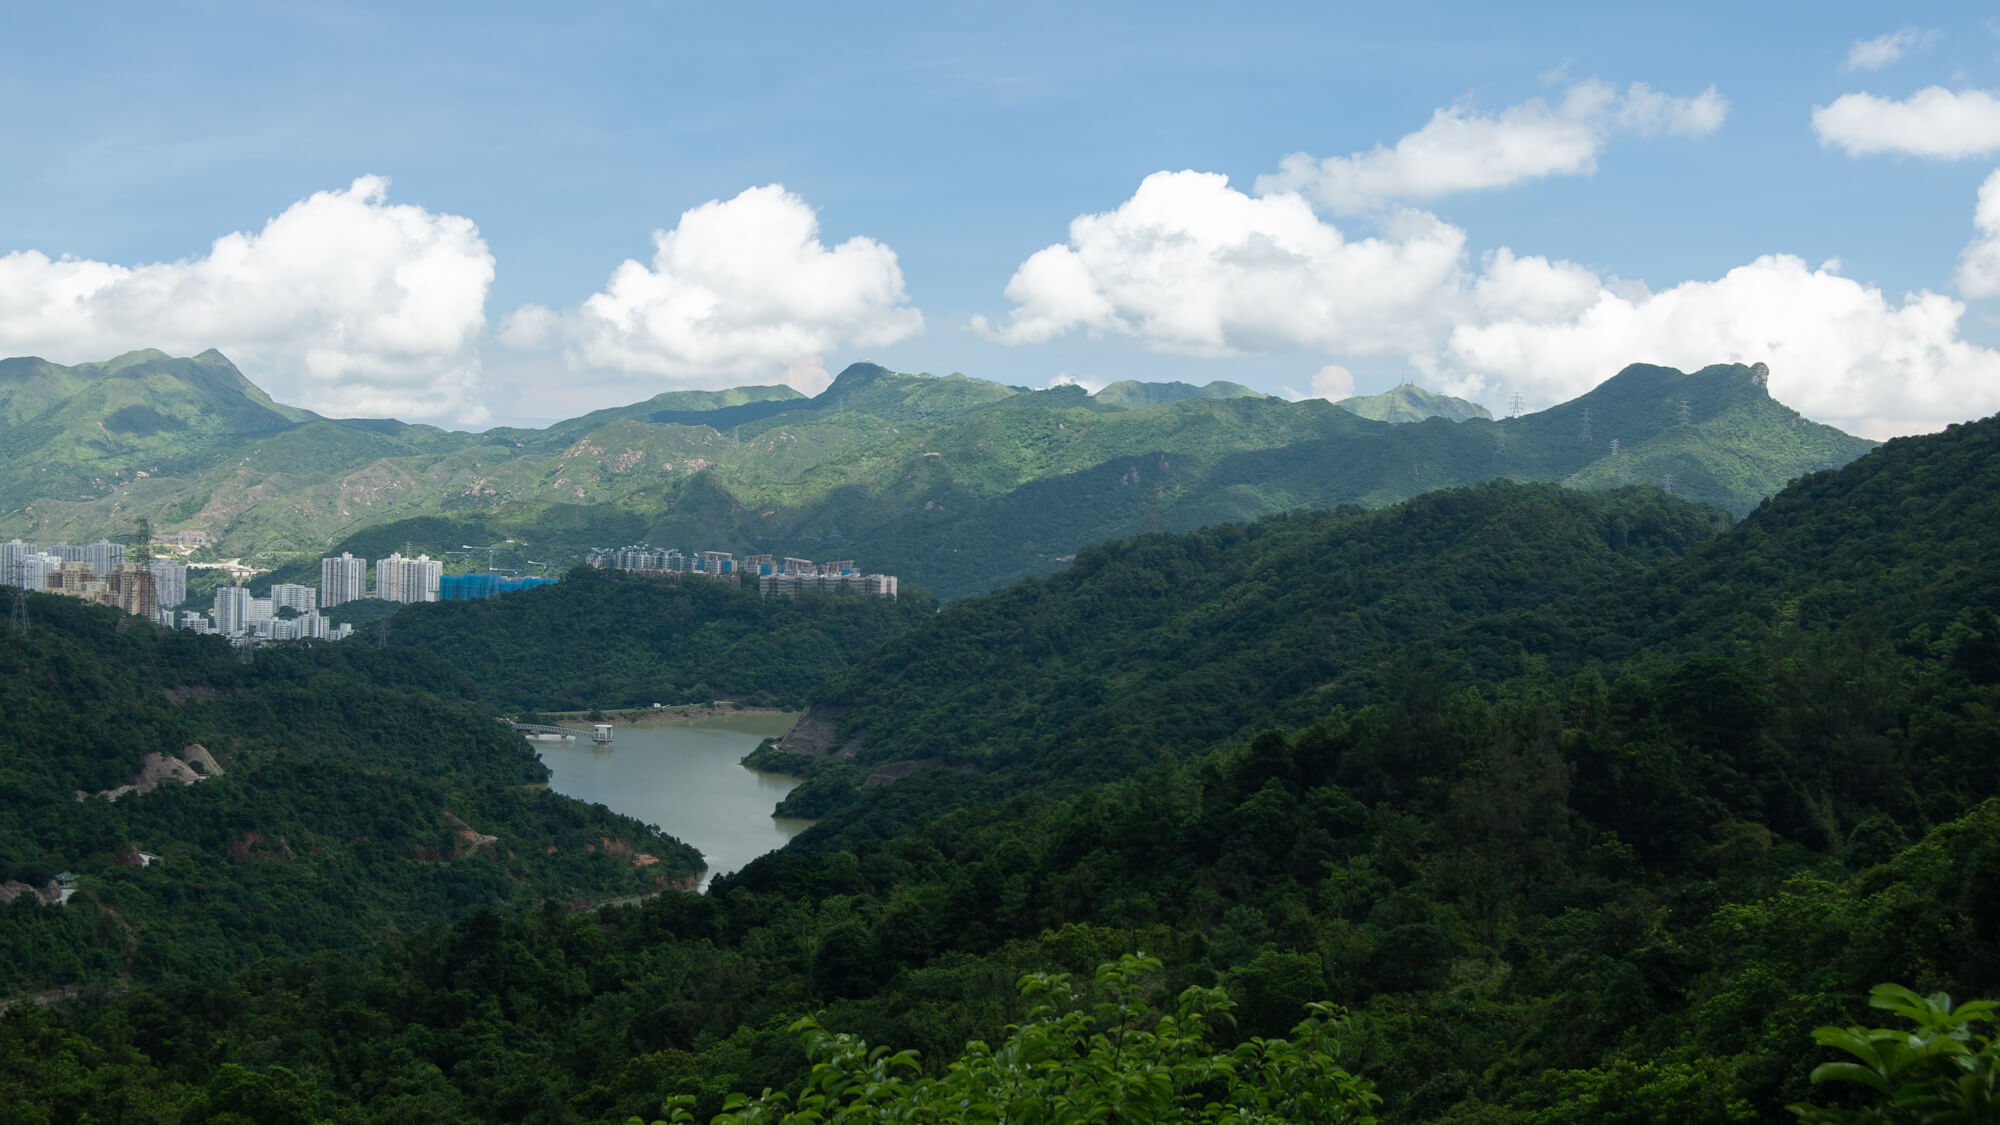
[1845,27,1938,71]
[1444,255,1995,437]
[1256,80,1728,212]
[982,171,2000,438]
[1049,372,1110,393]
[972,170,1469,355]
[503,184,922,395]
[1310,364,1356,400]
[1955,169,2000,297]
[0,176,494,424]
[1812,87,2000,158]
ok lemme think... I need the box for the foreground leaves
[635,954,1378,1125]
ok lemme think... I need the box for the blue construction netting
[439,574,558,600]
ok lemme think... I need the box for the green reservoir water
[534,712,809,890]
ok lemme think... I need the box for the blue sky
[3,1,1998,436]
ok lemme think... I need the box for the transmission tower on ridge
[1508,392,1524,418]
[1579,407,1593,445]
[8,559,26,634]
[1678,399,1691,426]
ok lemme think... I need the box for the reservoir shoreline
[532,710,809,892]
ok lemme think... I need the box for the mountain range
[0,350,1871,599]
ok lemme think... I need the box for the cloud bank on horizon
[978,71,2000,440]
[5,41,2000,440]
[0,177,494,424]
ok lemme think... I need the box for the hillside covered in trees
[3,411,1996,1123]
[374,567,935,712]
[3,350,1867,600]
[0,596,703,997]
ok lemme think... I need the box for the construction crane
[459,543,506,572]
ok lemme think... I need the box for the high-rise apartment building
[213,586,252,635]
[81,539,125,578]
[147,559,188,610]
[320,553,368,608]
[374,553,442,603]
[5,551,57,592]
[270,583,315,615]
[1,539,33,584]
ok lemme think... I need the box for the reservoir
[534,711,809,890]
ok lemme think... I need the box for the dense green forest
[764,481,1725,826]
[374,568,934,712]
[0,595,702,998]
[2,411,1996,1122]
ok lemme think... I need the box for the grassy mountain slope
[1091,378,1263,407]
[499,383,808,453]
[1334,383,1491,423]
[0,353,1870,601]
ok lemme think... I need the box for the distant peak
[1092,379,1263,408]
[829,361,891,382]
[1334,384,1491,424]
[102,348,172,372]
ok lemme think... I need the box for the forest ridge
[0,350,1871,599]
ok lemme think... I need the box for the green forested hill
[783,483,1723,794]
[376,566,935,711]
[297,360,1865,601]
[0,594,702,997]
[0,409,1996,1122]
[1444,411,2000,683]
[1091,377,1262,407]
[0,351,1868,599]
[1333,382,1491,423]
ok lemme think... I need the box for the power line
[8,559,26,634]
